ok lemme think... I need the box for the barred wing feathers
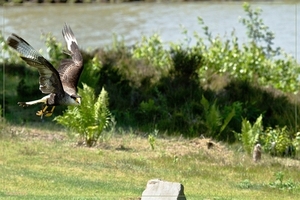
[7,34,64,95]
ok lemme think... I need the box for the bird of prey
[7,24,83,118]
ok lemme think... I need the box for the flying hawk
[7,24,83,118]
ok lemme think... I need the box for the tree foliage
[195,3,300,93]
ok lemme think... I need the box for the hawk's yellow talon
[36,110,43,116]
[44,112,53,117]
[35,105,55,117]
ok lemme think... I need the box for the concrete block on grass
[141,179,186,200]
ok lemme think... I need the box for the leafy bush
[195,3,300,93]
[262,126,296,157]
[237,115,298,157]
[78,55,101,91]
[219,79,300,130]
[132,33,171,73]
[55,84,113,147]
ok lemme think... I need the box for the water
[1,2,300,59]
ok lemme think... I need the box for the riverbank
[0,0,262,6]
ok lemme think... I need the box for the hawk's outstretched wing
[7,34,64,95]
[58,24,83,95]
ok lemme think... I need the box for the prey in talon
[7,24,83,118]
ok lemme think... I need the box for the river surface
[1,1,300,60]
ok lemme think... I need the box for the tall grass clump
[55,84,113,147]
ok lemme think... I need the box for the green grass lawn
[1,123,300,199]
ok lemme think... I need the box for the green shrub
[132,33,171,73]
[219,79,300,132]
[237,114,297,157]
[195,3,300,93]
[54,84,113,147]
[78,55,101,91]
[262,126,296,157]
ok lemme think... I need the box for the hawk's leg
[18,95,50,107]
[17,94,53,118]
[43,106,56,117]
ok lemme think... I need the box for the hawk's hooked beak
[76,97,81,104]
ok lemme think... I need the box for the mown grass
[1,123,300,199]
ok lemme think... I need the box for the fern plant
[200,95,235,140]
[237,115,263,154]
[55,84,112,147]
